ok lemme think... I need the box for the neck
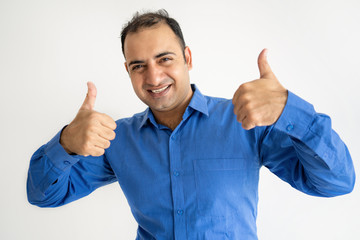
[152,91,194,131]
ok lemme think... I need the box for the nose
[145,63,163,86]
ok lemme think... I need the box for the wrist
[59,125,74,155]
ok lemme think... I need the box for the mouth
[147,84,171,98]
[150,85,170,93]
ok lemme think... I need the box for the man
[27,9,355,239]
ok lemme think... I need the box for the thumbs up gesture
[60,82,117,156]
[232,49,288,130]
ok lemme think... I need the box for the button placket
[177,209,184,215]
[173,170,180,177]
[169,130,186,239]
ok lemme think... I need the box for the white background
[1,0,359,239]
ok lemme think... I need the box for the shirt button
[286,124,294,131]
[173,170,180,177]
[64,160,71,165]
[177,209,184,215]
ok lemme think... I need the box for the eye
[132,65,144,71]
[160,57,171,63]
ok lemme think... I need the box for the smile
[151,85,170,93]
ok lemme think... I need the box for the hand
[232,49,288,130]
[60,82,117,156]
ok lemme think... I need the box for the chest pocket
[193,158,259,217]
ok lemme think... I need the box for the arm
[27,82,117,207]
[260,91,355,197]
[232,49,355,197]
[27,129,117,207]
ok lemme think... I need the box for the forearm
[27,129,116,207]
[261,91,355,197]
[27,129,80,207]
[289,135,354,197]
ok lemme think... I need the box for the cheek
[169,65,188,82]
[130,77,143,94]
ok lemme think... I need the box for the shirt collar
[187,84,209,117]
[139,84,209,129]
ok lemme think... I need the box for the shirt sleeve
[26,128,117,207]
[259,91,355,197]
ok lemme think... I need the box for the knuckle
[242,101,251,110]
[88,112,100,121]
[80,145,89,155]
[252,112,260,121]
[240,82,251,91]
[246,114,256,123]
[108,119,117,129]
[84,142,93,152]
[83,132,92,142]
[87,125,95,133]
[241,93,252,103]
[236,114,242,123]
[232,100,239,110]
[98,149,105,156]
[87,112,96,120]
[241,104,251,114]
[90,148,104,157]
[242,122,250,130]
[242,120,255,130]
[100,112,108,118]
[98,114,107,122]
[238,84,246,91]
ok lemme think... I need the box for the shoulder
[204,95,234,114]
[114,109,147,133]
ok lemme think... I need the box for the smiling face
[124,23,193,117]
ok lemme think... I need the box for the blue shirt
[27,85,355,240]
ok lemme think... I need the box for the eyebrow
[155,51,176,58]
[128,51,176,67]
[128,60,145,67]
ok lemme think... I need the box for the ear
[184,46,193,70]
[124,62,129,74]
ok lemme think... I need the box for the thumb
[80,81,97,110]
[258,48,275,79]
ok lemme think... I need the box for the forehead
[124,23,182,60]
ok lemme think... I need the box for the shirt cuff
[273,91,316,140]
[44,127,79,171]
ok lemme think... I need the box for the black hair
[120,9,186,58]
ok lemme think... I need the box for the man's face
[124,23,193,114]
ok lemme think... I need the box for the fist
[60,82,117,156]
[232,49,288,130]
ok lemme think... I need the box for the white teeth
[151,85,169,93]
